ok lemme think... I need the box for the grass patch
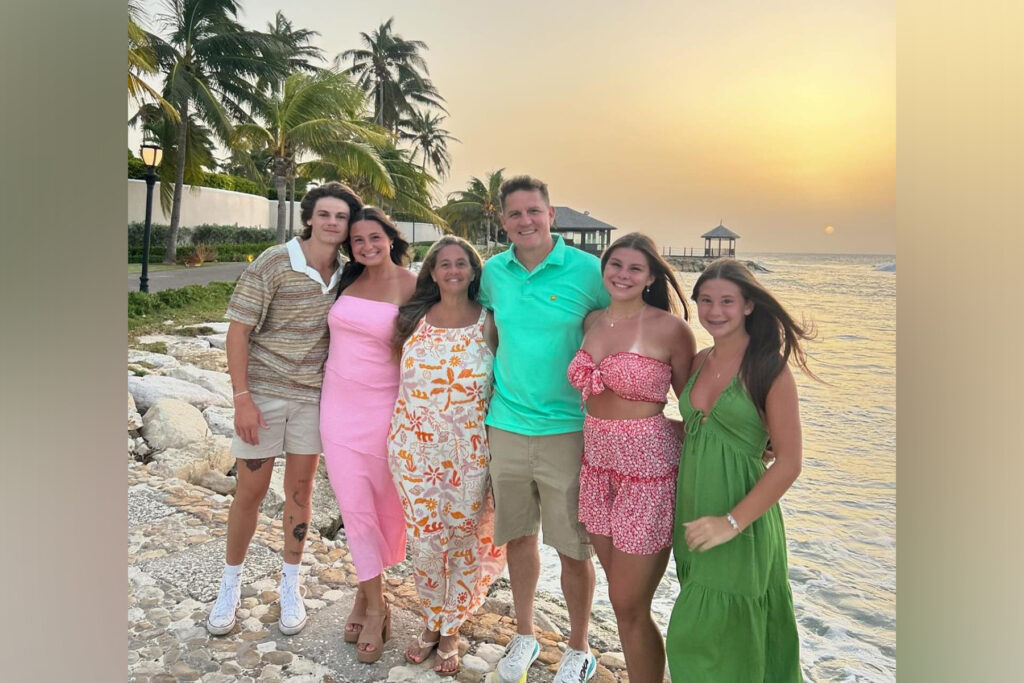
[170,325,217,337]
[127,263,183,274]
[137,342,168,355]
[129,281,235,338]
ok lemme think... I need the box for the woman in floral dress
[388,236,506,676]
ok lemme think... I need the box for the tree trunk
[274,173,288,243]
[288,176,295,239]
[163,99,189,263]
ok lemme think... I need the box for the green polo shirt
[479,235,610,435]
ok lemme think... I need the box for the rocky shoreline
[127,325,629,683]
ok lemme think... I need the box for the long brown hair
[692,258,817,417]
[391,236,485,354]
[601,232,689,319]
[336,207,411,296]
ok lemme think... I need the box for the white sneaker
[206,576,241,636]
[552,647,597,683]
[277,574,307,635]
[496,634,540,683]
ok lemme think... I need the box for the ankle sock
[281,561,300,582]
[223,562,242,583]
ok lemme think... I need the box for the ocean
[535,252,897,682]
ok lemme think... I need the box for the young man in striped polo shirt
[206,182,362,637]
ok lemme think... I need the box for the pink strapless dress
[321,295,406,581]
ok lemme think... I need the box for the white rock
[474,643,506,667]
[129,436,137,455]
[127,349,180,369]
[149,437,235,484]
[134,438,151,457]
[321,590,345,601]
[196,469,237,495]
[257,641,278,653]
[166,365,233,403]
[203,406,236,438]
[462,655,490,674]
[201,333,228,349]
[142,398,211,449]
[137,334,212,352]
[534,610,562,637]
[302,598,326,609]
[129,374,229,413]
[241,616,263,631]
[599,652,626,669]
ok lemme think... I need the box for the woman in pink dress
[320,207,417,663]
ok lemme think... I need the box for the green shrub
[128,156,148,179]
[200,171,264,197]
[189,224,275,245]
[128,222,194,249]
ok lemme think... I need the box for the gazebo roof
[553,206,616,231]
[701,223,741,239]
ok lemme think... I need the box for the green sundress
[666,357,802,682]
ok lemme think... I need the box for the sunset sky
[135,0,895,254]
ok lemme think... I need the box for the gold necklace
[604,304,646,328]
[709,347,742,379]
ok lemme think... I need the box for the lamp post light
[138,140,163,293]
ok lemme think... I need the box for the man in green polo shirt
[479,175,610,683]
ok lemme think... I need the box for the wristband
[233,390,251,398]
[726,512,740,532]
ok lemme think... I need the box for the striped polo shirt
[225,238,341,403]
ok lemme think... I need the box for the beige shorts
[487,427,593,560]
[230,393,322,460]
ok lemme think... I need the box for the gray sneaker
[206,576,240,636]
[496,634,540,683]
[552,647,597,683]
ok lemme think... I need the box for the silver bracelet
[726,512,740,532]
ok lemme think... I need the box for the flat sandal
[434,645,460,677]
[404,631,441,665]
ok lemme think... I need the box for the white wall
[127,181,444,242]
[128,179,301,229]
[396,221,445,244]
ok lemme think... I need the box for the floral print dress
[387,307,506,635]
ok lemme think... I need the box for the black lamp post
[138,140,163,293]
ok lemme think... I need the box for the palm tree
[147,0,286,262]
[440,170,506,245]
[340,18,445,133]
[128,0,177,121]
[399,109,459,179]
[234,69,394,243]
[259,11,324,95]
[131,103,218,219]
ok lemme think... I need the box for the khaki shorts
[487,427,593,560]
[230,393,322,460]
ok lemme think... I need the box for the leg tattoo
[244,458,269,471]
[292,522,308,542]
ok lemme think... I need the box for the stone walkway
[127,462,629,683]
[130,262,248,293]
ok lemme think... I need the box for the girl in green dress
[666,258,816,682]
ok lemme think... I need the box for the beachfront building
[551,206,616,254]
[702,223,741,257]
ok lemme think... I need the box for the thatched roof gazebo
[702,222,741,257]
[551,206,616,254]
